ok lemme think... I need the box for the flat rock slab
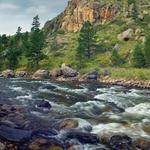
[0,125,32,142]
[67,131,100,144]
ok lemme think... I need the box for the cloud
[0,0,68,35]
[0,2,19,10]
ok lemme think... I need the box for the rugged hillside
[44,0,150,32]
[41,0,150,70]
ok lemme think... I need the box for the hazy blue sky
[0,0,68,35]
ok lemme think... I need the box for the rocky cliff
[44,0,150,33]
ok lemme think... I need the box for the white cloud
[0,0,68,35]
[0,3,19,10]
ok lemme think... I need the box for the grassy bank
[99,67,150,81]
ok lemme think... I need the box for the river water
[0,78,150,149]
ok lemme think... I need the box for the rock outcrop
[118,28,134,41]
[44,0,120,32]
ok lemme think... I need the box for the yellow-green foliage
[100,67,150,80]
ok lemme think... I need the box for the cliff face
[44,0,150,33]
[61,0,120,32]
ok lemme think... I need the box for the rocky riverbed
[0,78,150,150]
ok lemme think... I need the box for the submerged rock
[32,70,49,80]
[35,100,52,110]
[109,135,132,150]
[66,131,100,144]
[59,119,79,130]
[134,138,150,150]
[0,125,32,142]
[42,85,56,90]
[29,138,64,150]
[1,70,15,78]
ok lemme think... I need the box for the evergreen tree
[5,38,21,69]
[0,34,9,70]
[22,32,30,55]
[111,49,123,66]
[144,34,150,67]
[15,26,22,42]
[76,21,96,68]
[132,44,145,68]
[26,15,45,70]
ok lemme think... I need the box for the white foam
[16,94,32,100]
[92,123,149,138]
[71,100,105,111]
[8,85,25,93]
[56,86,88,94]
[74,118,92,129]
[125,103,150,117]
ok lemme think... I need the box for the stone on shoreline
[31,70,49,80]
[49,69,63,78]
[80,70,100,81]
[15,71,28,78]
[61,64,78,78]
[1,70,15,78]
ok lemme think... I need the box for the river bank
[1,66,150,90]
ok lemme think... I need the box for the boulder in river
[0,125,32,142]
[1,69,15,78]
[61,64,78,78]
[133,138,150,150]
[35,100,52,109]
[29,138,64,150]
[66,131,100,144]
[32,70,49,80]
[109,135,132,150]
[59,119,79,130]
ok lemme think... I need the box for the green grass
[100,67,150,80]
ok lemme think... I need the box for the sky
[0,0,68,35]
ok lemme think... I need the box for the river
[0,78,150,149]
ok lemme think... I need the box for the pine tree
[22,32,30,55]
[132,44,145,68]
[5,38,21,69]
[0,35,9,70]
[111,49,123,66]
[144,34,150,67]
[26,15,45,70]
[76,21,96,68]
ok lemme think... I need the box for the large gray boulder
[81,71,100,81]
[61,64,78,78]
[118,29,133,41]
[1,70,15,78]
[32,70,49,80]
